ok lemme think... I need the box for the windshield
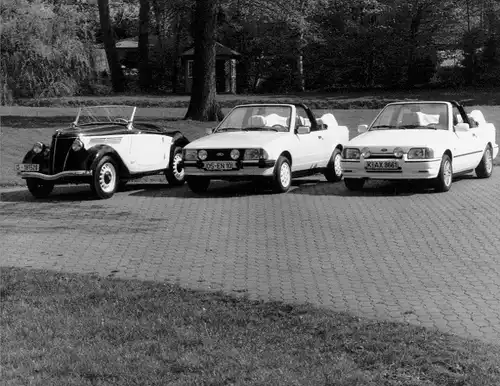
[370,103,449,131]
[74,105,137,126]
[215,105,292,132]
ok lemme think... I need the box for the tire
[271,155,292,193]
[344,178,364,191]
[165,146,185,186]
[91,156,119,199]
[475,145,493,179]
[187,177,210,193]
[434,154,453,192]
[26,179,54,198]
[323,148,343,182]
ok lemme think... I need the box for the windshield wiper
[242,127,279,132]
[371,125,395,130]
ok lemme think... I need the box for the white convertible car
[341,100,498,192]
[182,103,349,193]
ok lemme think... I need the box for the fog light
[393,147,404,158]
[361,147,371,158]
[230,149,240,160]
[198,150,208,160]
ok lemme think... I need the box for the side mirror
[205,128,214,135]
[357,124,368,133]
[455,122,470,132]
[296,126,311,134]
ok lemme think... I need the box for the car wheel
[434,154,453,192]
[272,155,292,193]
[165,146,185,186]
[91,156,119,199]
[344,178,364,191]
[26,178,54,198]
[323,148,343,182]
[187,177,210,193]
[475,145,493,178]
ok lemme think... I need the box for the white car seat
[249,115,267,127]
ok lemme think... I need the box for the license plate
[365,160,399,170]
[15,163,40,172]
[204,161,237,171]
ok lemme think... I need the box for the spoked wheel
[475,145,493,178]
[165,147,186,186]
[324,149,343,182]
[272,156,292,193]
[26,178,54,198]
[91,156,119,199]
[434,154,452,192]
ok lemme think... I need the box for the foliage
[0,0,94,103]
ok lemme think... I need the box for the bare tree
[97,0,125,91]
[138,0,152,90]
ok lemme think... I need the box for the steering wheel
[115,118,129,124]
[272,124,287,131]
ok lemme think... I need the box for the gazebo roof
[181,42,241,58]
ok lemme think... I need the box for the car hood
[348,129,450,148]
[185,131,285,149]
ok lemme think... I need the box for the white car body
[341,101,498,192]
[182,103,349,192]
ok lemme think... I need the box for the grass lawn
[2,105,500,187]
[2,266,499,386]
[11,88,500,109]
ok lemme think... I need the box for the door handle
[318,135,323,139]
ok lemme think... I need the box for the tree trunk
[138,0,151,91]
[171,13,181,94]
[151,0,167,88]
[184,0,223,121]
[97,0,125,92]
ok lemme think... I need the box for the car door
[293,106,323,170]
[128,132,168,173]
[451,105,482,172]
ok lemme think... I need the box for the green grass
[10,88,500,109]
[1,266,499,386]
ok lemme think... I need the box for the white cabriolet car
[182,103,349,193]
[341,100,498,192]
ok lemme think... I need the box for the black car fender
[86,145,131,177]
[22,149,51,173]
[168,131,190,161]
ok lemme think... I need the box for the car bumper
[183,160,276,178]
[341,158,442,180]
[493,144,499,159]
[18,170,93,181]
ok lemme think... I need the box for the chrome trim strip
[18,171,92,180]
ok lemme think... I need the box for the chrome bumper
[18,171,92,180]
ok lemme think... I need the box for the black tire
[91,156,119,199]
[26,179,54,198]
[475,145,493,179]
[187,177,210,193]
[323,148,343,182]
[165,146,186,186]
[434,154,453,192]
[271,155,292,193]
[344,178,365,191]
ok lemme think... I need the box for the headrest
[249,115,266,127]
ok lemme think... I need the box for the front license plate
[204,161,237,171]
[365,160,399,170]
[15,163,40,172]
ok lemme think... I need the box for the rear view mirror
[205,128,214,135]
[455,123,470,132]
[357,124,368,133]
[296,126,311,134]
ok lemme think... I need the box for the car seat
[400,112,420,126]
[249,115,267,127]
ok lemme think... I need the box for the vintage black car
[16,105,190,199]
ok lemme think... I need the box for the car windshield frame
[214,105,293,133]
[369,102,450,131]
[74,105,137,126]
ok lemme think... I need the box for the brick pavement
[1,174,500,344]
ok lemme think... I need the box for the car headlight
[230,149,240,160]
[408,147,434,159]
[71,138,84,152]
[244,148,260,160]
[43,147,50,156]
[198,150,208,160]
[393,147,404,158]
[344,148,360,159]
[32,142,44,154]
[361,147,371,158]
[183,149,198,161]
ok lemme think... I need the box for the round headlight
[361,147,371,158]
[230,149,240,160]
[32,142,44,154]
[198,150,208,160]
[71,138,84,152]
[393,147,404,158]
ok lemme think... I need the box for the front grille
[51,136,76,174]
[206,149,244,161]
[365,154,399,159]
